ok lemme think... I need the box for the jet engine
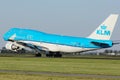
[5,42,21,51]
[5,42,33,52]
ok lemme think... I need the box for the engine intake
[5,42,20,51]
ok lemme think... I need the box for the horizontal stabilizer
[91,41,110,48]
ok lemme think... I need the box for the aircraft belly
[58,45,83,52]
[22,41,93,52]
[38,42,91,52]
[39,42,59,52]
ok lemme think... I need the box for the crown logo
[101,25,107,29]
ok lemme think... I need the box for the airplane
[3,14,119,57]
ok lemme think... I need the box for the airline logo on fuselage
[96,25,110,36]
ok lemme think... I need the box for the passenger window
[76,42,80,46]
[72,42,80,46]
[27,35,32,40]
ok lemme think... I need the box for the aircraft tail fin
[88,14,119,40]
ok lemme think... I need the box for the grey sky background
[0,0,120,50]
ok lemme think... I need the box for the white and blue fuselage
[3,28,112,53]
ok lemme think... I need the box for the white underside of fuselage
[22,41,95,53]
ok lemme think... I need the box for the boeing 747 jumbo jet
[3,14,119,57]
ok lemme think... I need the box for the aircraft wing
[8,39,49,52]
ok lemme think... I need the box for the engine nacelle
[5,42,21,51]
[5,42,33,52]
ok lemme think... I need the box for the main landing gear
[35,53,42,57]
[35,52,62,58]
[46,52,62,58]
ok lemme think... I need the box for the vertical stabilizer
[88,14,119,40]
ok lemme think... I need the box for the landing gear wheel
[46,52,54,57]
[46,52,62,58]
[35,53,41,57]
[54,52,62,58]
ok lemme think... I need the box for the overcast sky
[0,0,120,50]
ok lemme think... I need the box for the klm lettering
[96,30,110,36]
